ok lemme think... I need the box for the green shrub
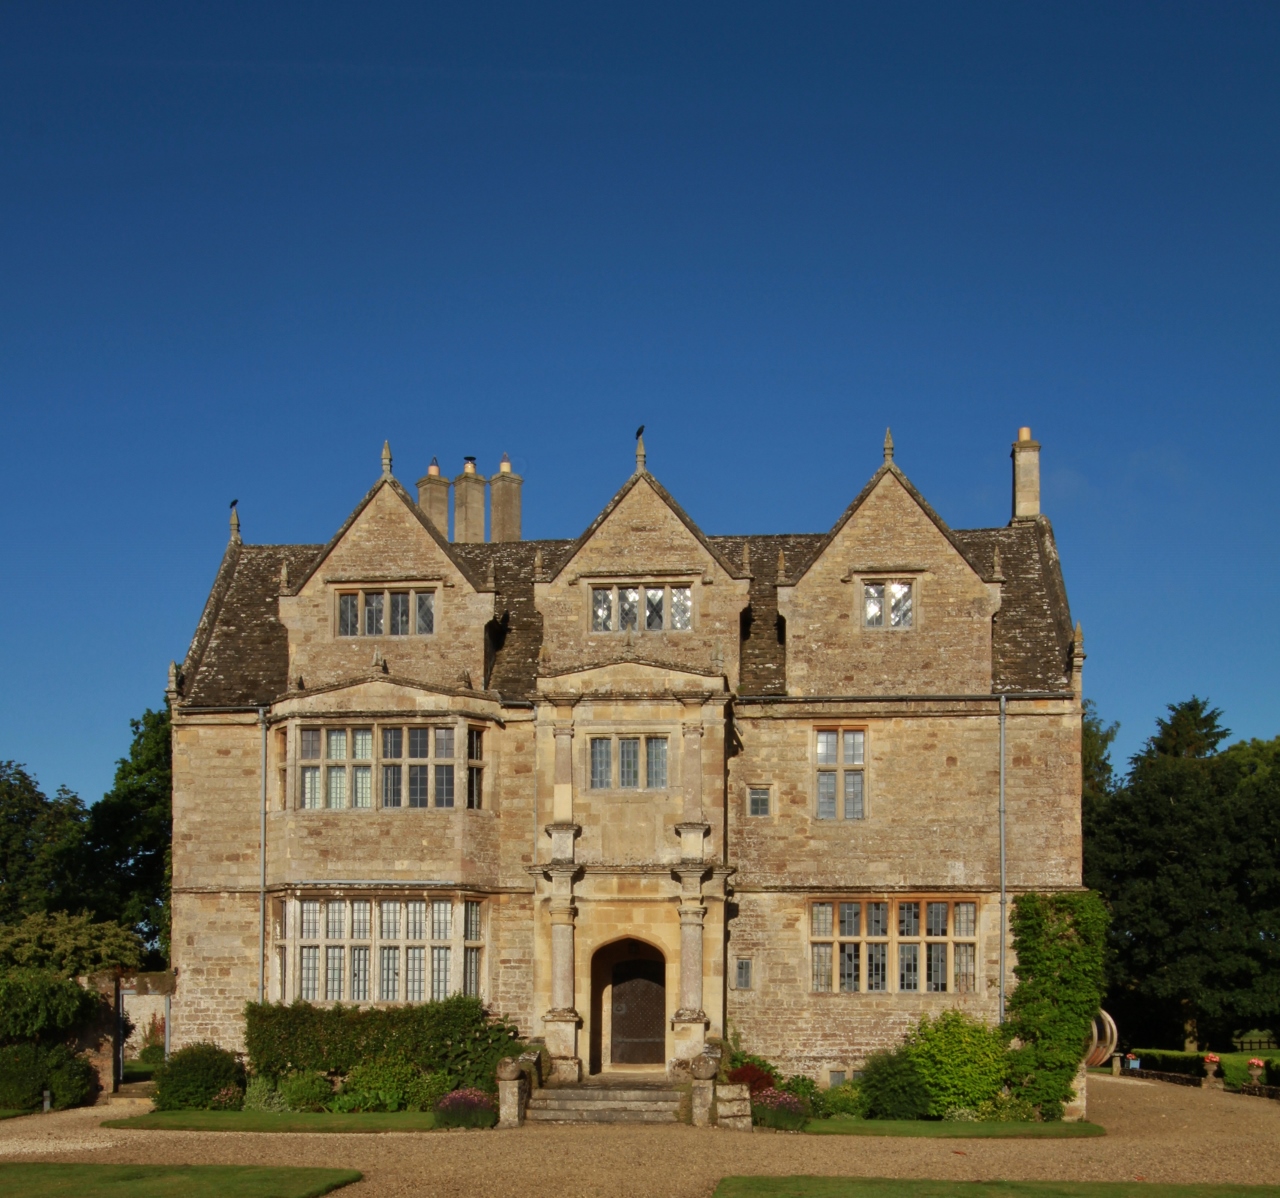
[334,1061,449,1112]
[1005,891,1109,1121]
[946,1091,1038,1122]
[1267,1060,1280,1088]
[434,1086,497,1129]
[0,970,99,1045]
[208,1084,245,1110]
[903,1010,1007,1118]
[1127,1049,1202,1076]
[154,1042,245,1111]
[138,1043,166,1067]
[244,994,522,1092]
[242,1076,287,1112]
[858,1049,931,1120]
[823,1081,862,1117]
[781,1073,824,1116]
[279,1071,333,1112]
[0,1042,97,1110]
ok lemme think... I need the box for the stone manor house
[168,428,1082,1084]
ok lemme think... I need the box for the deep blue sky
[3,3,1278,803]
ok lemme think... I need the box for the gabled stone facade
[169,428,1082,1084]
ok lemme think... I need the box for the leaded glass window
[300,729,321,759]
[839,942,859,992]
[431,899,452,942]
[434,728,454,759]
[863,583,885,627]
[899,943,919,991]
[926,902,948,938]
[899,902,920,937]
[811,902,833,937]
[816,731,838,765]
[591,588,613,632]
[390,592,410,635]
[817,771,837,819]
[352,728,372,759]
[352,765,372,807]
[383,727,402,759]
[926,943,948,992]
[748,787,769,816]
[301,900,320,939]
[646,738,667,788]
[954,902,977,937]
[301,767,320,809]
[839,902,860,938]
[815,728,867,820]
[326,766,346,809]
[327,729,346,760]
[380,900,400,940]
[408,728,429,759]
[431,946,451,1001]
[736,959,752,989]
[406,946,425,1001]
[590,738,611,788]
[416,592,434,634]
[434,763,454,808]
[464,946,482,997]
[844,771,864,819]
[954,943,976,993]
[300,946,319,1000]
[645,587,664,630]
[464,900,482,942]
[867,902,889,937]
[867,943,887,991]
[812,942,833,992]
[338,594,360,636]
[890,581,913,628]
[352,901,371,940]
[670,586,692,630]
[351,946,370,1001]
[364,592,384,636]
[382,764,402,808]
[619,738,640,788]
[407,900,426,941]
[326,946,344,1000]
[326,901,345,940]
[380,946,400,1001]
[619,588,639,631]
[408,764,429,807]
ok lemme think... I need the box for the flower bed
[750,1087,808,1131]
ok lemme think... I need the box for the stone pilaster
[671,867,709,1068]
[543,707,582,1083]
[677,702,709,861]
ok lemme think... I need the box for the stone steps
[525,1084,682,1124]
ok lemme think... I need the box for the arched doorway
[589,938,666,1073]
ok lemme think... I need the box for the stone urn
[496,1057,523,1082]
[1248,1062,1265,1086]
[691,1054,718,1081]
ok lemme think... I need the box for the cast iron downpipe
[258,707,267,1002]
[998,693,1007,1024]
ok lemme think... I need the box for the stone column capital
[678,903,707,927]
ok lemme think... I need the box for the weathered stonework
[170,431,1083,1087]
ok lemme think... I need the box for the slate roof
[178,503,1073,708]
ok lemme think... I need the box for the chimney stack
[417,458,450,537]
[1011,426,1040,520]
[454,457,487,543]
[490,453,523,542]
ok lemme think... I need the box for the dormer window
[336,588,436,637]
[590,584,692,632]
[863,580,913,629]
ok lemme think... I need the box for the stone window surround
[583,729,677,794]
[329,582,438,639]
[582,575,699,635]
[275,890,486,1006]
[852,570,923,633]
[745,785,772,818]
[288,717,487,812]
[807,896,979,996]
[813,726,868,821]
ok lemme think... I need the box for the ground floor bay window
[274,891,487,1005]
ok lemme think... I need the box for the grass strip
[804,1118,1105,1138]
[0,1109,33,1120]
[714,1180,1280,1198]
[102,1109,437,1133]
[0,1164,361,1198]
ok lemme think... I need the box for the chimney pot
[427,457,440,477]
[454,461,487,542]
[490,455,523,542]
[1011,427,1041,520]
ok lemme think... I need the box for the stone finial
[991,545,1004,582]
[279,559,290,590]
[167,660,180,696]
[741,541,751,575]
[884,427,894,463]
[533,546,544,577]
[1074,621,1085,653]
[776,548,786,583]
[635,424,646,473]
[691,1054,718,1081]
[381,441,393,476]
[229,500,241,544]
[486,559,497,591]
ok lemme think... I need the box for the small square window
[735,959,752,990]
[364,592,384,636]
[416,592,435,635]
[748,787,770,817]
[830,1070,847,1087]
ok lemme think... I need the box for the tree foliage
[0,763,86,922]
[1084,699,1280,1049]
[1005,891,1109,1120]
[80,705,173,955]
[902,1010,1007,1118]
[0,911,143,977]
[0,969,99,1044]
[1081,699,1119,823]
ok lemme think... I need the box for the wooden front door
[610,959,665,1065]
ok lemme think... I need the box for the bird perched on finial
[230,499,238,509]
[635,425,647,473]
[636,425,644,440]
[229,499,241,544]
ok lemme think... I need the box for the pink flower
[1125,1053,1136,1060]
[1203,1053,1220,1064]
[1249,1058,1266,1068]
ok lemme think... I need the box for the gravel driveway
[4,1076,1280,1197]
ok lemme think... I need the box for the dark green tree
[79,705,172,959]
[0,763,86,922]
[1136,695,1230,763]
[1084,699,1280,1050]
[1081,698,1119,822]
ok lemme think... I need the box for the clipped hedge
[1127,1049,1203,1077]
[0,1042,97,1110]
[1005,891,1109,1120]
[244,994,522,1092]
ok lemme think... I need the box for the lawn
[714,1180,1280,1198]
[804,1117,1105,1138]
[102,1109,437,1133]
[0,1164,360,1198]
[0,1109,33,1120]
[123,1060,158,1083]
